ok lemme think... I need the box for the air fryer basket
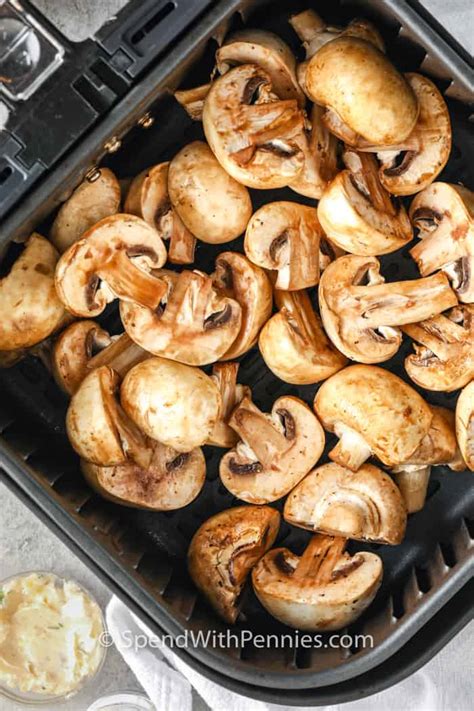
[1,0,473,699]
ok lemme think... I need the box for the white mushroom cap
[456,381,474,471]
[52,320,112,395]
[120,357,221,452]
[252,535,383,631]
[0,233,66,351]
[284,462,407,545]
[50,168,120,253]
[188,505,280,623]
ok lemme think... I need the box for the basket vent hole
[414,566,431,594]
[391,587,405,619]
[130,2,176,46]
[465,518,474,539]
[426,478,441,501]
[0,165,13,186]
[439,540,457,568]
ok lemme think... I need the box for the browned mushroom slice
[174,83,212,121]
[55,214,167,318]
[121,357,221,452]
[403,305,474,392]
[81,442,205,511]
[121,269,242,366]
[188,505,280,623]
[220,395,325,504]
[319,255,457,363]
[213,251,273,359]
[410,183,474,303]
[317,151,412,255]
[252,534,383,630]
[284,462,406,544]
[124,162,196,264]
[456,382,474,471]
[168,142,252,244]
[376,74,451,196]
[203,64,306,189]
[392,405,463,512]
[245,201,322,290]
[0,233,66,351]
[259,289,346,384]
[50,168,121,253]
[314,365,433,471]
[290,9,384,58]
[207,363,251,448]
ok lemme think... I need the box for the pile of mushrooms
[1,5,472,634]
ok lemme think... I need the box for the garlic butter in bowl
[0,571,106,704]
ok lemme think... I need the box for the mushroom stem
[391,465,431,514]
[289,10,326,42]
[98,250,167,309]
[294,535,347,583]
[275,290,325,348]
[344,151,396,216]
[330,424,372,471]
[87,333,149,378]
[212,362,241,420]
[174,83,211,121]
[168,214,196,264]
[229,397,292,468]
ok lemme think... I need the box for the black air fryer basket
[0,0,473,705]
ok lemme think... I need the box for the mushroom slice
[188,505,280,623]
[392,406,463,512]
[317,150,412,256]
[213,251,273,359]
[168,142,252,244]
[121,357,221,452]
[290,9,385,58]
[121,269,242,366]
[284,463,406,545]
[124,162,196,264]
[174,83,212,121]
[220,396,325,504]
[208,363,251,448]
[66,366,150,467]
[81,442,205,511]
[52,321,149,395]
[314,365,433,471]
[202,64,306,189]
[55,214,167,318]
[252,534,382,631]
[456,382,474,471]
[409,183,474,303]
[259,289,346,384]
[403,305,474,392]
[245,201,322,290]
[319,255,457,363]
[0,233,66,351]
[376,74,451,196]
[50,168,121,253]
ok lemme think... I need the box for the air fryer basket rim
[1,0,473,700]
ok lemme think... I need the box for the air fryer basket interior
[0,0,473,693]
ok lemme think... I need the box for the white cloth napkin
[106,596,472,711]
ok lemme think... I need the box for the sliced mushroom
[314,365,433,471]
[168,141,252,244]
[245,201,322,290]
[124,162,195,264]
[319,255,457,363]
[317,150,412,255]
[252,534,382,631]
[188,505,280,623]
[290,9,384,58]
[409,183,474,303]
[207,363,251,448]
[284,462,406,545]
[220,396,325,504]
[259,289,346,384]
[202,64,306,189]
[0,233,66,351]
[212,251,273,359]
[376,74,451,196]
[403,305,474,392]
[456,382,474,471]
[295,33,418,146]
[174,83,212,121]
[81,441,205,511]
[392,405,463,512]
[50,168,121,253]
[120,269,242,366]
[66,366,150,467]
[55,214,167,318]
[52,321,148,395]
[120,357,221,452]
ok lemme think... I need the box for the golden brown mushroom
[207,363,251,448]
[319,255,457,363]
[188,505,280,623]
[252,534,383,631]
[220,395,325,504]
[456,382,474,471]
[284,462,406,545]
[289,9,384,58]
